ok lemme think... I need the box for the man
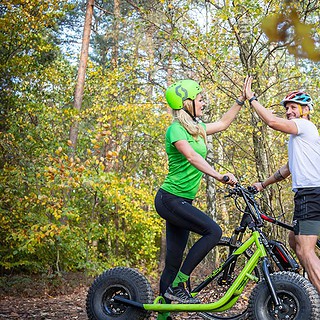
[245,76,320,294]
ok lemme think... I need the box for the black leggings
[155,188,222,295]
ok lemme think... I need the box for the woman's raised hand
[244,76,254,100]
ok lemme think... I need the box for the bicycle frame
[115,230,272,313]
[224,209,301,273]
[260,212,320,249]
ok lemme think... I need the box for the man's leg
[294,234,320,294]
[288,230,296,252]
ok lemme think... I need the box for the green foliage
[1,0,320,276]
[0,1,169,274]
[0,61,169,273]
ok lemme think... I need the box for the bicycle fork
[256,232,283,308]
[261,257,281,306]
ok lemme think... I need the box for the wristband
[249,96,258,104]
[261,181,266,189]
[235,98,245,106]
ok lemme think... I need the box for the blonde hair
[172,99,207,142]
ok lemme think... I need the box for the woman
[155,79,245,315]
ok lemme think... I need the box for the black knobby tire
[248,271,320,320]
[196,237,262,320]
[86,267,154,320]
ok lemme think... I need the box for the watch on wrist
[236,98,245,106]
[249,96,258,104]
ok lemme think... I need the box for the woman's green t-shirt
[161,121,207,200]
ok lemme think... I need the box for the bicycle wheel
[248,271,320,319]
[86,267,153,320]
[194,237,262,320]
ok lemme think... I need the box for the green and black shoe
[164,282,200,304]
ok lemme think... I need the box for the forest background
[1,0,320,280]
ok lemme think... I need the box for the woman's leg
[165,199,222,275]
[159,221,189,296]
[155,189,222,302]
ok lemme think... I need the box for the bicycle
[196,184,320,319]
[86,183,320,320]
[217,185,319,278]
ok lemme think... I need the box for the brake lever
[247,185,259,194]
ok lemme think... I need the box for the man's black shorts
[293,187,320,235]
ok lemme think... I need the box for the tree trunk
[111,0,120,69]
[146,24,156,97]
[159,31,175,272]
[69,0,94,154]
[232,13,272,210]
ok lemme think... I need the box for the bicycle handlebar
[226,184,292,232]
[226,183,263,227]
[226,184,289,227]
[226,183,258,197]
[224,183,320,250]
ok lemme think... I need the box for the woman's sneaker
[164,282,200,304]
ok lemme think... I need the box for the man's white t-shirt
[288,118,320,190]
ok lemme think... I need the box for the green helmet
[165,79,202,109]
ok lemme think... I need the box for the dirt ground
[0,287,87,319]
[0,273,203,320]
[0,292,202,320]
[0,273,88,320]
